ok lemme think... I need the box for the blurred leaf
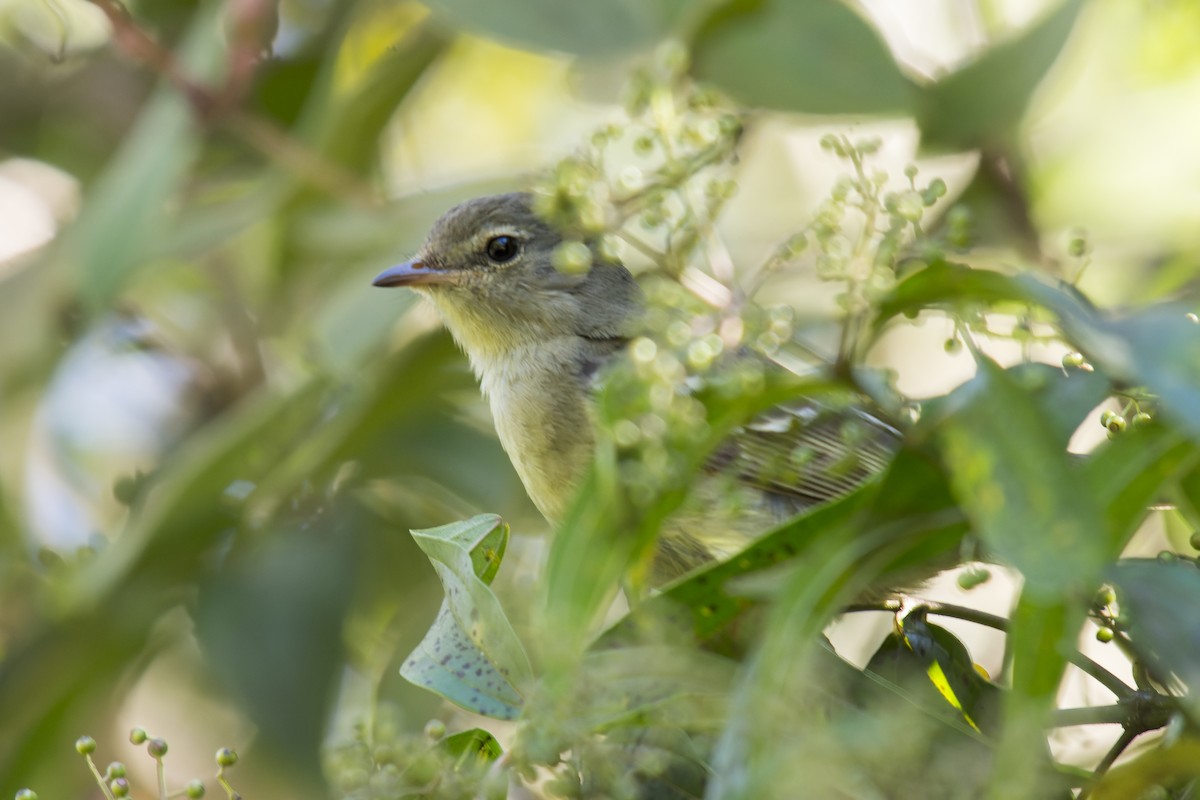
[873,259,1038,328]
[195,513,360,778]
[691,0,917,115]
[919,0,1085,148]
[602,442,964,652]
[312,17,447,176]
[987,597,1077,800]
[987,362,1108,450]
[401,514,531,720]
[1091,737,1200,800]
[1111,559,1200,719]
[62,4,225,308]
[940,154,1043,258]
[936,358,1106,599]
[590,724,711,799]
[543,374,844,656]
[1017,282,1200,439]
[880,263,1200,439]
[1084,423,1198,551]
[419,0,694,56]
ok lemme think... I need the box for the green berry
[147,738,168,759]
[1096,627,1114,643]
[1061,352,1085,369]
[1132,411,1152,426]
[944,337,961,354]
[186,779,206,798]
[1158,550,1177,563]
[423,718,447,741]
[1106,414,1127,434]
[109,778,130,799]
[1189,531,1200,551]
[129,728,147,746]
[106,762,127,779]
[1095,586,1116,607]
[215,748,238,768]
[903,164,919,180]
[957,568,990,590]
[15,790,38,800]
[75,736,97,756]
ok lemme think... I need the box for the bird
[373,192,898,582]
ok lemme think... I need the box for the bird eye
[485,235,520,264]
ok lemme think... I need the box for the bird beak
[372,259,457,288]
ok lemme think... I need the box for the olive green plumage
[374,192,897,581]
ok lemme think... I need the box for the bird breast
[474,337,596,523]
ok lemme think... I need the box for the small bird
[374,192,897,581]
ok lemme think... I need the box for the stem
[157,756,168,800]
[86,755,119,800]
[1077,727,1140,800]
[1051,705,1132,728]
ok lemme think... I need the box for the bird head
[373,193,639,359]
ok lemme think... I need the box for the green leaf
[935,358,1107,600]
[1085,423,1198,551]
[401,514,531,720]
[691,0,917,115]
[1111,559,1200,719]
[986,596,1078,800]
[1016,282,1200,439]
[879,262,1200,440]
[442,728,504,766]
[418,0,694,56]
[62,4,223,308]
[600,443,965,651]
[864,611,1002,735]
[919,0,1085,148]
[873,259,1040,329]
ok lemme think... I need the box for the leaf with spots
[401,514,531,720]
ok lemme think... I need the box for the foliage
[3,1,1200,799]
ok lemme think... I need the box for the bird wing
[708,399,900,516]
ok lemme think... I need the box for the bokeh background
[1,0,1199,796]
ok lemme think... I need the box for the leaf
[691,0,918,115]
[919,0,1085,148]
[442,728,504,766]
[1084,423,1198,551]
[872,259,1040,329]
[1111,559,1200,719]
[935,358,1107,599]
[62,4,223,308]
[195,516,360,775]
[878,262,1200,440]
[600,443,965,652]
[864,611,1002,735]
[986,597,1078,800]
[1017,281,1200,439]
[400,514,531,720]
[418,0,694,56]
